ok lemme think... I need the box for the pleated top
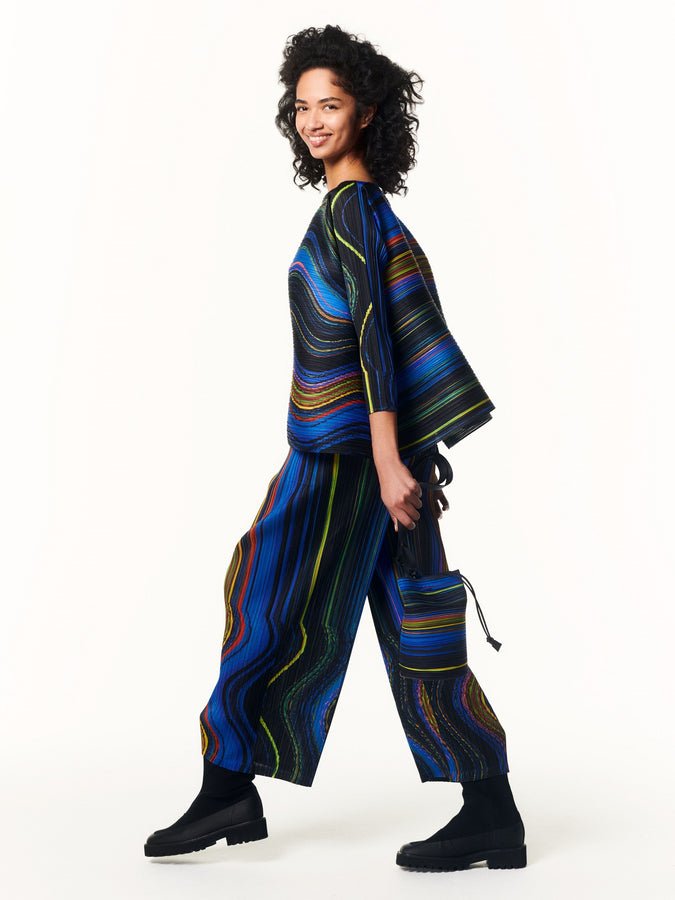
[286,180,495,456]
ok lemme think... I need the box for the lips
[308,134,330,146]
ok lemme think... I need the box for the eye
[294,105,307,113]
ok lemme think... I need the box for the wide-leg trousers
[199,445,509,787]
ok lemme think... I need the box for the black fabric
[160,760,256,831]
[201,758,254,797]
[431,774,522,841]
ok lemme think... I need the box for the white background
[2,1,673,897]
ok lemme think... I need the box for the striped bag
[396,448,502,680]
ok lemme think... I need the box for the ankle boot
[144,759,267,857]
[396,773,526,871]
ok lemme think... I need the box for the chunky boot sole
[396,842,527,871]
[144,816,268,857]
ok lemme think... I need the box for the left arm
[331,184,435,528]
[369,409,422,531]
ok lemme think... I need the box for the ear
[361,103,377,128]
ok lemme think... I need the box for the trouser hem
[252,762,314,787]
[420,762,510,784]
[200,750,315,786]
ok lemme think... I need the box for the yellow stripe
[267,454,340,684]
[398,399,492,453]
[399,661,467,673]
[221,544,244,648]
[331,184,366,263]
[259,717,280,776]
[359,303,373,409]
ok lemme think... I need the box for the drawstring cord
[456,571,502,652]
[396,445,502,653]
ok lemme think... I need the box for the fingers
[407,499,422,524]
[389,478,447,531]
[396,514,417,530]
[391,507,418,531]
[400,502,422,530]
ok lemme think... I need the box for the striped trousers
[199,445,509,787]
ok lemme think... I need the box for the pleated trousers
[199,445,509,787]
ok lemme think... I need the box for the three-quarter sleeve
[329,183,398,414]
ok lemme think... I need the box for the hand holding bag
[396,447,502,681]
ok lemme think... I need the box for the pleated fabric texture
[286,180,496,457]
[397,570,469,680]
[199,447,508,786]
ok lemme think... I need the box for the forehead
[295,68,351,100]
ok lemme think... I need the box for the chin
[305,144,327,158]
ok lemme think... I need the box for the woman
[144,24,526,872]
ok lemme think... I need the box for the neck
[324,161,374,193]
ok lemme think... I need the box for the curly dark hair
[275,24,424,195]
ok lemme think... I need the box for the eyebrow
[294,96,343,104]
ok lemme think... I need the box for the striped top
[287,180,495,456]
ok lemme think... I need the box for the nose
[306,108,323,131]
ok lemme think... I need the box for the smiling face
[294,67,374,170]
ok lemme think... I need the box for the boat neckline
[325,179,379,195]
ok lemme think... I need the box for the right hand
[376,458,423,531]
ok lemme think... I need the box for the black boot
[396,773,526,871]
[144,758,267,857]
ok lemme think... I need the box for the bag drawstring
[456,571,502,652]
[396,444,502,653]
